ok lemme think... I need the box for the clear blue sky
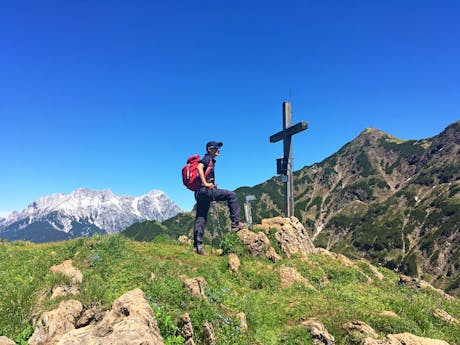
[1,0,459,216]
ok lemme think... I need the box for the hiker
[193,141,248,255]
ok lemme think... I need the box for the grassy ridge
[0,236,459,344]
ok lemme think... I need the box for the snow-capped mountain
[0,189,182,243]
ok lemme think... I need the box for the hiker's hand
[205,182,215,189]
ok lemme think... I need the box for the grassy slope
[0,236,459,345]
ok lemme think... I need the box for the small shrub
[219,232,246,256]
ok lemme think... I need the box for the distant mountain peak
[0,188,182,243]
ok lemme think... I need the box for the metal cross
[269,101,308,217]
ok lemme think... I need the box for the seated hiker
[193,141,248,255]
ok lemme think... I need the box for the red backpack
[182,155,213,191]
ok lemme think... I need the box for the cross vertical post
[269,101,308,217]
[283,102,294,218]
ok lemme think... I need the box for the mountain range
[124,120,460,296]
[0,189,181,242]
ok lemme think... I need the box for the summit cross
[269,101,308,217]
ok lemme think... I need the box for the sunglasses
[209,146,221,150]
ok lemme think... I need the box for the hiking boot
[195,246,206,256]
[231,222,249,232]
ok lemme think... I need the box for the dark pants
[193,187,240,249]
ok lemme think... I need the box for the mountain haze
[0,189,181,242]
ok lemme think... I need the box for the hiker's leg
[212,189,240,225]
[194,190,211,249]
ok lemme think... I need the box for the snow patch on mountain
[0,189,182,238]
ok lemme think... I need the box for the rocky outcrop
[363,333,450,345]
[49,260,83,300]
[28,288,164,345]
[301,318,335,344]
[258,217,315,257]
[342,320,451,345]
[203,320,216,345]
[50,260,83,285]
[178,312,194,343]
[28,300,84,345]
[182,276,207,297]
[236,229,281,262]
[433,309,460,326]
[279,265,316,290]
[342,320,378,339]
[51,285,80,300]
[398,275,454,300]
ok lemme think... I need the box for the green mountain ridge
[123,121,460,296]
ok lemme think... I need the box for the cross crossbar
[269,121,308,143]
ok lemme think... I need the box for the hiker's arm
[197,163,215,189]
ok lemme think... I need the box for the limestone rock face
[236,229,281,262]
[363,333,450,345]
[260,217,315,257]
[28,300,84,345]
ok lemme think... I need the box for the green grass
[1,235,459,345]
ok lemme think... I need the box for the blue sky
[1,0,459,215]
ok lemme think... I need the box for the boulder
[51,285,80,300]
[50,260,83,285]
[183,276,207,297]
[236,229,281,262]
[342,320,378,339]
[28,299,83,345]
[228,253,241,274]
[178,235,192,245]
[203,320,216,345]
[279,265,316,290]
[379,311,400,319]
[56,288,164,345]
[0,336,15,345]
[178,312,194,341]
[433,308,460,326]
[363,333,450,345]
[301,318,335,345]
[261,217,315,257]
